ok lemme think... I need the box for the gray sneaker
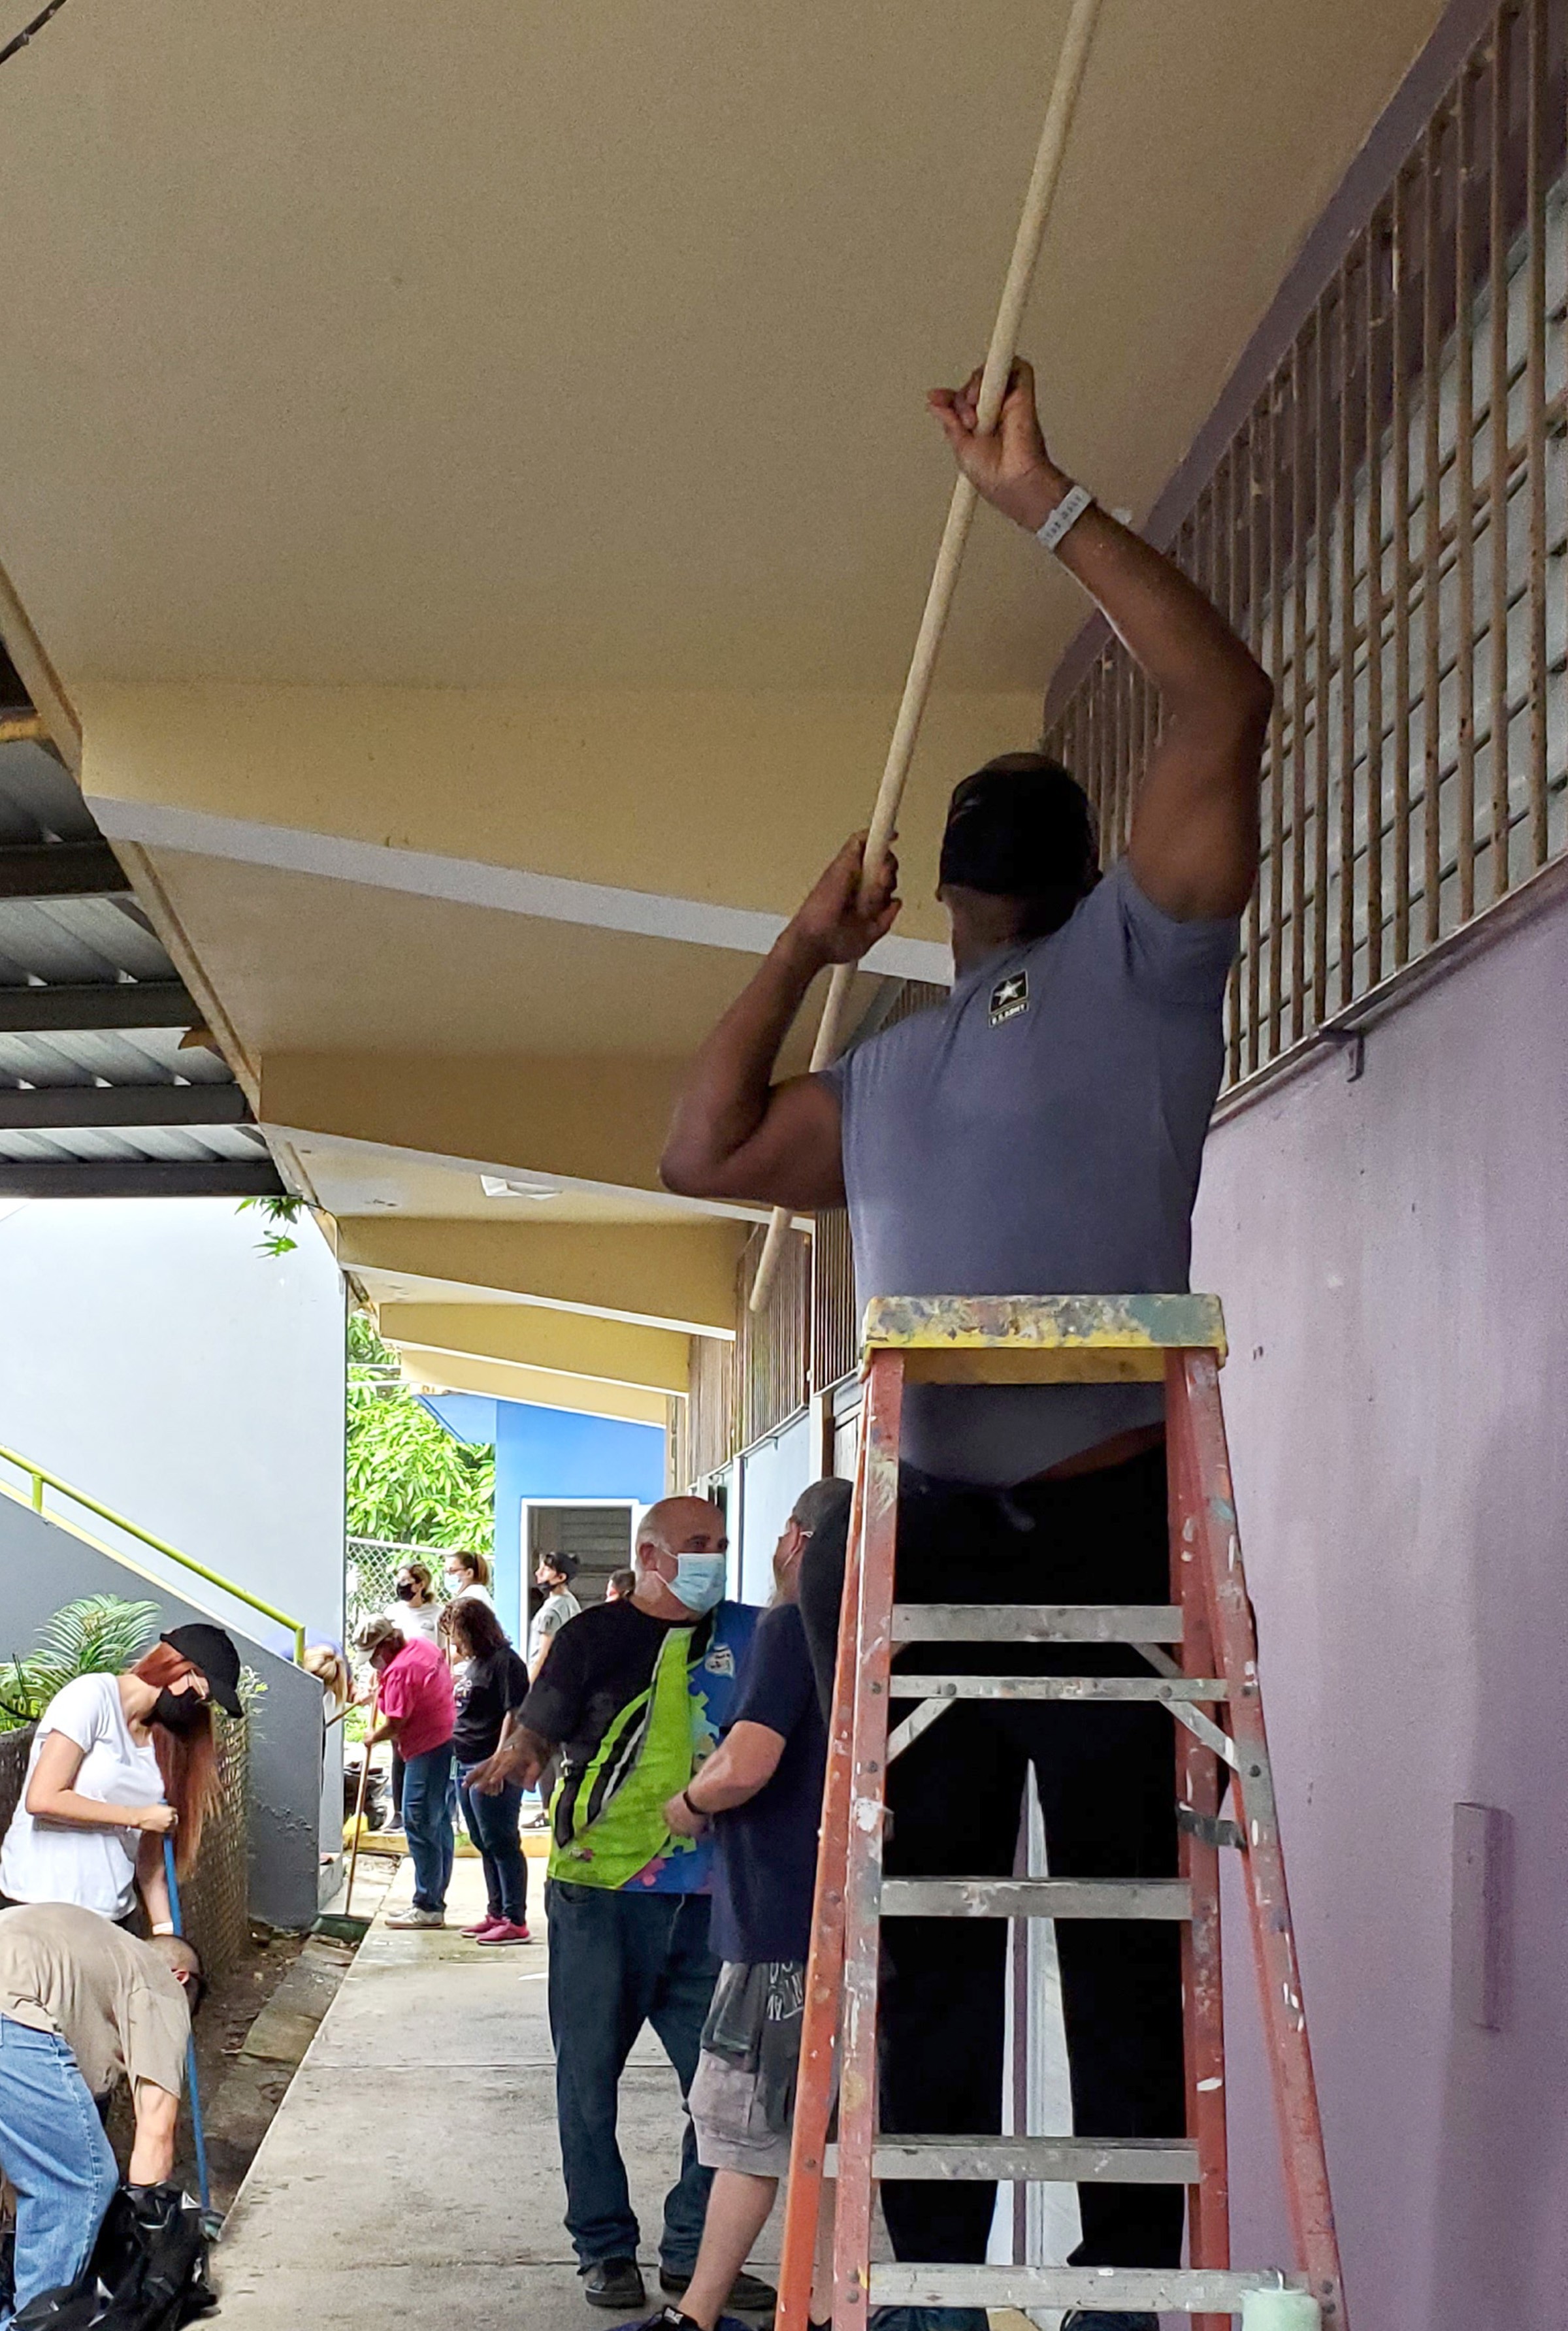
[384,1905,445,1929]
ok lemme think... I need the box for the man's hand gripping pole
[748,0,1106,1312]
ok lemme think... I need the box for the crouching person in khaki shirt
[0,1902,201,2321]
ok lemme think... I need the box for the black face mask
[152,1687,207,1733]
[939,762,1096,905]
[395,1579,418,1601]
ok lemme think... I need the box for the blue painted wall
[423,1392,664,1640]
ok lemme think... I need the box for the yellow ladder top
[860,1293,1228,1385]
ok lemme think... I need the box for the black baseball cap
[939,756,1096,900]
[160,1623,244,1716]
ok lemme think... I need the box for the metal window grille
[736,1221,811,1450]
[685,1329,736,1486]
[1045,0,1568,1090]
[679,10,1567,1487]
[811,1207,858,1396]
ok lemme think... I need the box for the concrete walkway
[210,1853,780,2330]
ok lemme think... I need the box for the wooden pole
[749,0,1106,1312]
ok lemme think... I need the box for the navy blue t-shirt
[708,1603,827,1964]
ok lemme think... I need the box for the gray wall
[1190,875,1568,2331]
[0,1496,335,1930]
[0,1197,344,1666]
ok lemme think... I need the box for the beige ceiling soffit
[109,840,262,1112]
[380,1299,689,1395]
[394,1346,670,1429]
[279,1145,331,1218]
[0,555,80,770]
[339,1218,743,1339]
[260,1100,811,1233]
[86,798,952,988]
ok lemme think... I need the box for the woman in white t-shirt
[443,1548,495,1613]
[0,1622,242,1930]
[385,1561,442,1644]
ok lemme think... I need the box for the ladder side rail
[776,1423,874,2331]
[830,1348,904,2328]
[1174,1349,1348,2330]
[1168,1352,1231,2331]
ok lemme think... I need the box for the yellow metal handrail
[0,1444,306,1665]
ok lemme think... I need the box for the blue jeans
[400,1740,455,1912]
[546,1881,717,2273]
[0,2017,118,2321]
[457,1765,527,1925]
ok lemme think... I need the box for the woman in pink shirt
[355,1616,456,1931]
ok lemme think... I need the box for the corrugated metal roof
[0,732,283,1196]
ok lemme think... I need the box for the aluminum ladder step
[824,2134,1199,2183]
[887,1673,1228,1702]
[879,1877,1192,1919]
[870,2264,1313,2313]
[891,1601,1184,1642]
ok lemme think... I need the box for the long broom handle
[162,1833,211,2217]
[747,0,1106,1315]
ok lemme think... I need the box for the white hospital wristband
[1036,481,1094,553]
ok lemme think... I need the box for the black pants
[797,1445,1184,2271]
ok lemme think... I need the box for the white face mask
[666,1552,727,1616]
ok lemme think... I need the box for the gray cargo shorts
[687,1958,806,2179]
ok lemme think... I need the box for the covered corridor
[208,1855,766,2330]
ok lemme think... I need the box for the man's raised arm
[659,832,898,1207]
[930,360,1273,920]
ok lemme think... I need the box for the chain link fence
[346,1536,465,1644]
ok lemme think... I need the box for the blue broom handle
[162,1834,212,2215]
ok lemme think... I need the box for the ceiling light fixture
[480,1174,555,1201]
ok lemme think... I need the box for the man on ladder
[662,357,1271,2331]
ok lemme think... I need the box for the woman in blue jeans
[443,1597,532,1945]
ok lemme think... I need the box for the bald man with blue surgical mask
[467,1497,771,2320]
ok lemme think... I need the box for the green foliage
[346,1314,494,1552]
[0,1593,161,1732]
[237,1194,306,1257]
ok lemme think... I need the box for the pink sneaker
[461,1914,506,1938]
[476,1920,533,1946]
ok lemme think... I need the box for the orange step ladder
[776,1294,1345,2329]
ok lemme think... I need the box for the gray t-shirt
[819,859,1237,1486]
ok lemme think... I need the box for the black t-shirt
[521,1598,711,1767]
[451,1644,530,1765]
[708,1603,827,1964]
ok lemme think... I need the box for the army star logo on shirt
[989,970,1029,1026]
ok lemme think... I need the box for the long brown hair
[442,1595,510,1663]
[129,1644,222,1878]
[448,1547,491,1590]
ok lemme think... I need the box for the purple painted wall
[1190,876,1568,2329]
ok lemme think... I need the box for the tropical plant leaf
[237,1194,305,1258]
[0,1594,161,1729]
[345,1316,494,1552]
